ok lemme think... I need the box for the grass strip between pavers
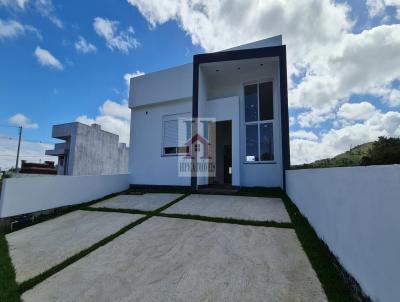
[84,207,293,228]
[0,234,20,302]
[157,213,293,228]
[83,193,191,216]
[17,193,190,295]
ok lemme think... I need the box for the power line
[0,136,55,145]
[0,155,52,158]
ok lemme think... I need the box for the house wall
[205,60,283,188]
[129,63,193,108]
[286,165,400,302]
[0,174,130,218]
[71,124,128,176]
[49,123,128,176]
[129,99,192,186]
[226,35,282,51]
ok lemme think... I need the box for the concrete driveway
[10,193,327,302]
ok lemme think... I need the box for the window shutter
[163,120,178,148]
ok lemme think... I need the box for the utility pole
[15,126,22,173]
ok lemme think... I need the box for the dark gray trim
[191,45,290,191]
[191,59,200,190]
[130,184,192,191]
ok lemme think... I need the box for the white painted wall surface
[286,165,400,302]
[226,35,282,51]
[129,63,193,108]
[0,174,129,218]
[129,99,192,186]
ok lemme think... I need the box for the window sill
[244,161,276,164]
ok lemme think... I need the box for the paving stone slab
[6,210,142,283]
[90,193,183,211]
[22,216,326,302]
[164,194,291,222]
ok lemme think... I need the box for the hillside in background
[292,137,400,169]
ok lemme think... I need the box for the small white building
[128,36,290,190]
[46,122,129,176]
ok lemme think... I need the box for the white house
[128,35,290,190]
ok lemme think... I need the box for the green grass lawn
[0,235,20,302]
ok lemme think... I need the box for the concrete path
[90,193,182,211]
[22,216,326,302]
[163,194,291,222]
[6,210,142,283]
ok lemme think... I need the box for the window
[244,84,258,122]
[245,81,274,162]
[246,124,258,161]
[162,114,190,156]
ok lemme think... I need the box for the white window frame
[244,80,275,163]
[161,112,191,157]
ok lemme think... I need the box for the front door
[224,144,232,184]
[209,120,232,186]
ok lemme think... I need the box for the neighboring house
[46,122,128,176]
[19,161,57,175]
[128,35,290,189]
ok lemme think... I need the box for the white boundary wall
[286,165,400,302]
[0,174,130,218]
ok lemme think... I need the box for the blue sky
[0,0,399,168]
[0,0,201,143]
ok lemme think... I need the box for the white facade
[128,36,289,188]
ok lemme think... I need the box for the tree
[361,137,400,166]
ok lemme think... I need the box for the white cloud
[0,0,63,27]
[337,102,378,121]
[289,116,295,127]
[93,17,140,53]
[290,130,318,141]
[289,24,400,113]
[297,110,335,128]
[127,0,352,70]
[74,36,97,54]
[8,113,38,128]
[0,135,56,171]
[99,100,131,120]
[0,18,40,40]
[291,110,400,164]
[366,0,386,17]
[35,0,62,28]
[76,100,130,144]
[0,0,28,9]
[34,46,63,70]
[366,0,400,18]
[123,70,145,87]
